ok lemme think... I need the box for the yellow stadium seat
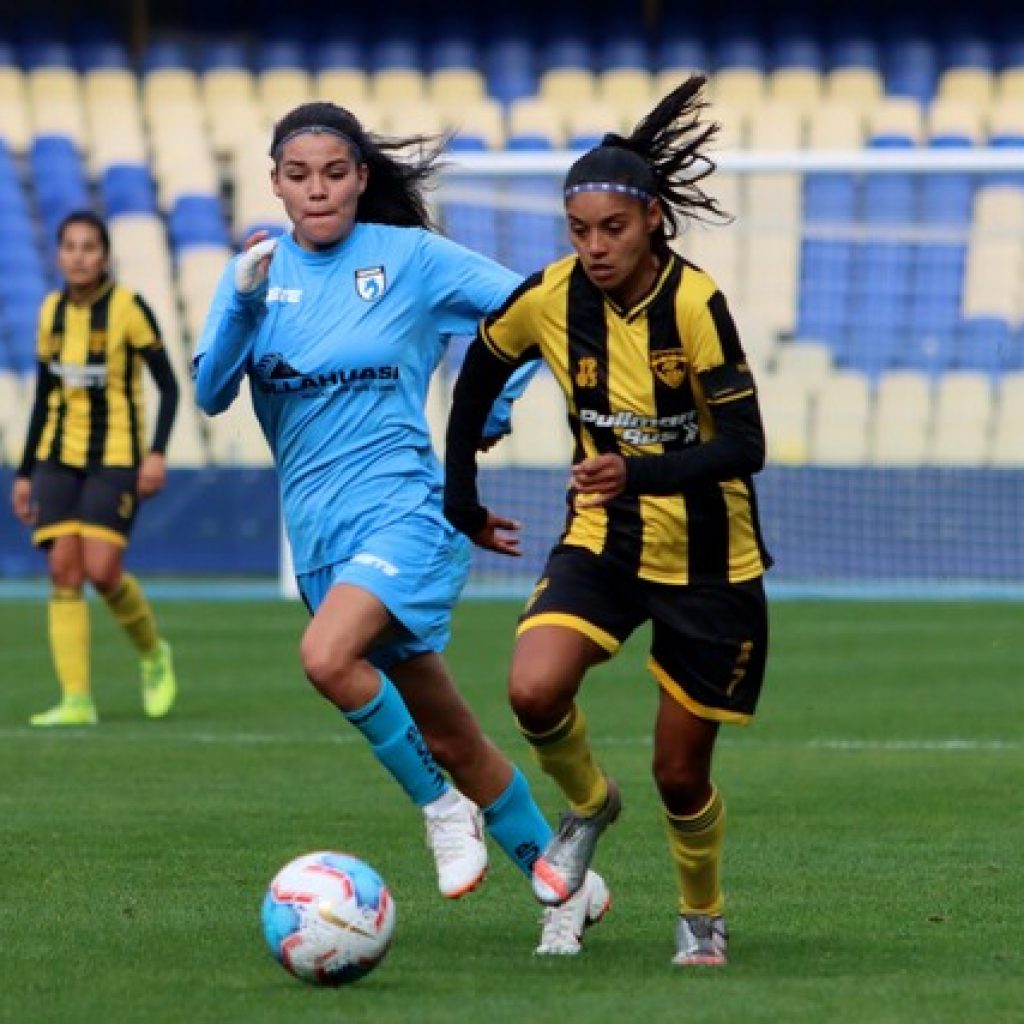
[538,68,597,110]
[428,68,486,106]
[0,68,33,151]
[315,69,371,108]
[824,68,883,107]
[372,69,426,106]
[507,97,566,147]
[937,67,994,107]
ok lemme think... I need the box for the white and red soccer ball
[261,851,395,986]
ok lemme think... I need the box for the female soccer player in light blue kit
[194,102,609,954]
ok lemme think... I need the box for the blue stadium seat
[542,36,593,73]
[198,39,249,72]
[956,317,1010,374]
[169,194,230,250]
[370,31,420,72]
[803,174,857,219]
[75,40,130,71]
[656,35,709,73]
[485,36,537,103]
[942,36,995,69]
[20,38,74,69]
[101,165,158,217]
[312,37,363,72]
[713,34,766,71]
[598,36,649,72]
[829,32,882,70]
[884,36,938,101]
[140,38,193,72]
[772,27,823,71]
[255,39,308,72]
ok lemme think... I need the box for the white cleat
[424,792,488,899]
[535,870,610,955]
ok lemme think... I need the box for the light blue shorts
[297,511,472,671]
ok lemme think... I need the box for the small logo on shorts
[353,552,399,577]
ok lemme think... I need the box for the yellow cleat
[29,696,98,727]
[141,639,177,718]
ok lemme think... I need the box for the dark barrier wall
[0,468,281,577]
[2,466,1022,583]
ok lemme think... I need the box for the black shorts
[31,460,139,549]
[519,544,769,725]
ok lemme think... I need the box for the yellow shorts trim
[79,524,129,548]
[32,521,83,546]
[517,612,620,654]
[648,656,753,726]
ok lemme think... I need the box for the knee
[652,752,710,810]
[87,567,122,596]
[300,632,343,694]
[508,661,563,732]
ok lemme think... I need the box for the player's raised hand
[472,511,522,557]
[571,453,627,507]
[234,232,278,295]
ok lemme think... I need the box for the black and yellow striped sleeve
[126,292,162,350]
[480,270,543,362]
[35,292,60,360]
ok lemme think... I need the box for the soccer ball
[261,851,396,986]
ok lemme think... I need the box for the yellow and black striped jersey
[480,252,770,585]
[33,280,164,470]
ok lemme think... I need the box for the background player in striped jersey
[444,76,773,967]
[193,102,609,954]
[11,211,179,727]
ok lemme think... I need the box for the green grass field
[1,598,1021,1024]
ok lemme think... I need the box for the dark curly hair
[270,101,448,229]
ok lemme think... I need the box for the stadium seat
[507,98,565,149]
[439,98,505,151]
[565,101,623,150]
[315,68,371,109]
[870,369,932,465]
[259,68,313,123]
[709,68,765,110]
[372,68,427,107]
[990,371,1024,464]
[808,369,871,464]
[938,68,995,106]
[484,34,537,104]
[758,370,812,464]
[381,100,444,139]
[101,164,158,216]
[0,68,32,153]
[429,69,486,107]
[0,370,31,465]
[824,67,883,108]
[806,100,865,148]
[930,370,994,464]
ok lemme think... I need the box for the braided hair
[563,75,728,252]
[270,101,447,229]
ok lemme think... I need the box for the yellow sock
[49,588,90,699]
[665,786,726,916]
[518,704,608,815]
[103,573,159,655]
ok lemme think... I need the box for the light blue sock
[344,671,449,808]
[482,767,554,877]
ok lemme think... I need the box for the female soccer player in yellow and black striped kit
[11,211,179,726]
[445,76,772,967]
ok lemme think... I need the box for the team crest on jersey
[651,350,688,388]
[355,265,386,301]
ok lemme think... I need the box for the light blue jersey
[194,224,530,576]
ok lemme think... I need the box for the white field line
[0,729,1019,753]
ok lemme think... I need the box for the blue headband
[272,126,363,161]
[564,181,654,202]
